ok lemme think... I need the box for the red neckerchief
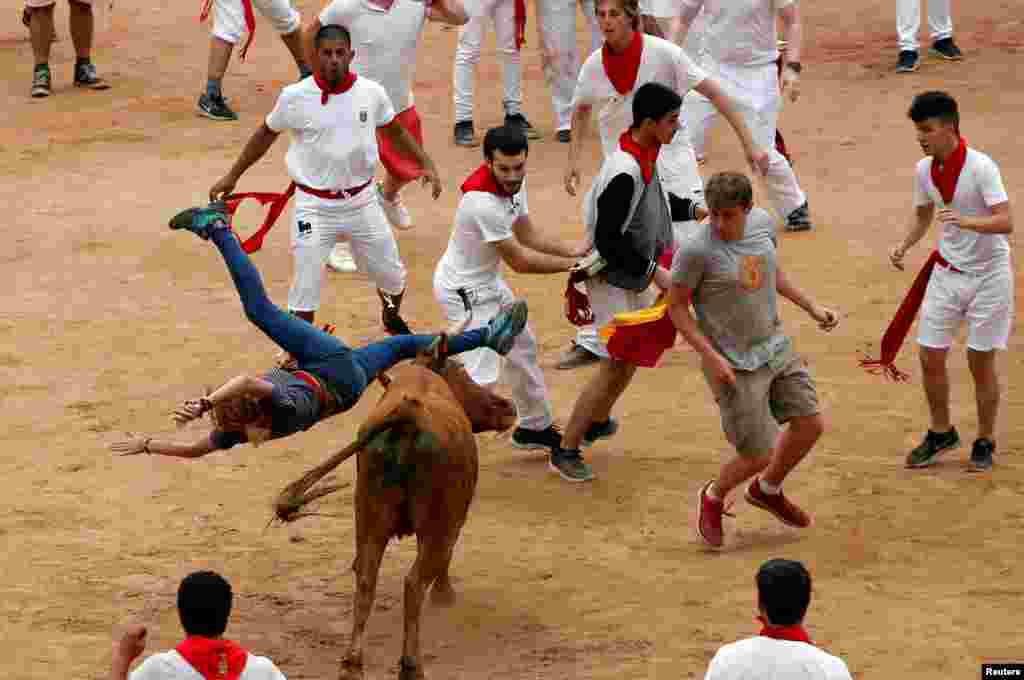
[757,616,815,645]
[618,130,661,184]
[314,71,357,106]
[176,637,248,680]
[602,30,643,95]
[930,136,968,205]
[460,163,514,197]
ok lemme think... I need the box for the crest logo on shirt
[739,255,764,291]
[359,109,368,123]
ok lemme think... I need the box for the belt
[296,179,373,201]
[934,256,971,277]
[292,370,340,417]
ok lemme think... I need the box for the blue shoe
[582,418,619,447]
[483,301,528,355]
[168,202,230,240]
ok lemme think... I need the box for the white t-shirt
[319,0,428,113]
[572,34,707,158]
[680,0,792,67]
[129,650,286,680]
[435,181,529,291]
[704,637,852,680]
[265,76,396,190]
[913,147,1011,274]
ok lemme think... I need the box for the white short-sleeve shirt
[572,34,707,158]
[319,0,428,113]
[680,0,793,67]
[435,181,529,291]
[913,147,1011,274]
[704,637,853,680]
[265,76,396,190]
[129,651,286,680]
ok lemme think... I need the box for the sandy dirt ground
[1,0,1023,677]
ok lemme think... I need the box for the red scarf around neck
[930,136,968,205]
[757,616,814,645]
[461,163,513,197]
[618,130,661,184]
[176,636,248,680]
[602,30,643,95]
[314,71,357,105]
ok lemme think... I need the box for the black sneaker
[198,93,238,121]
[31,64,51,98]
[454,120,476,147]
[549,447,595,482]
[930,38,963,61]
[582,418,619,447]
[512,424,562,451]
[556,129,571,144]
[896,50,919,73]
[906,427,960,468]
[784,201,813,232]
[968,438,994,472]
[505,113,542,140]
[73,61,109,90]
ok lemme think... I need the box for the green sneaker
[483,301,528,355]
[906,427,960,468]
[168,202,230,240]
[549,447,595,482]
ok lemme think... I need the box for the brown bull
[273,334,516,680]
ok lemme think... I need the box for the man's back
[705,636,852,680]
[129,650,286,680]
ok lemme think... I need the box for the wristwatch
[785,61,802,74]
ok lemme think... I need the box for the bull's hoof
[338,656,364,680]
[398,656,426,680]
[430,581,457,607]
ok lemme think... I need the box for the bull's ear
[377,372,392,389]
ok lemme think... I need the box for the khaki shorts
[703,350,820,457]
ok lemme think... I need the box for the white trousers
[288,191,406,313]
[453,0,522,123]
[211,0,300,45]
[536,0,580,131]
[897,0,953,51]
[683,62,806,219]
[578,0,602,55]
[433,277,554,431]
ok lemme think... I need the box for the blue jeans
[210,229,489,410]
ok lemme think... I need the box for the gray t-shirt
[671,208,791,371]
[209,368,322,449]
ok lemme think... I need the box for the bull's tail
[271,398,423,524]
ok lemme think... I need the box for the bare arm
[565,103,592,195]
[110,433,219,459]
[494,237,576,274]
[693,78,769,175]
[942,202,1013,235]
[778,3,801,65]
[512,214,590,258]
[378,120,442,198]
[427,0,469,25]
[210,123,281,200]
[110,625,147,680]
[890,203,935,268]
[303,17,322,73]
[667,283,737,387]
[171,374,276,426]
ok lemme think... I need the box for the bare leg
[713,453,770,499]
[561,359,636,450]
[760,413,824,486]
[207,36,233,82]
[279,28,311,75]
[340,537,388,680]
[68,0,92,59]
[30,5,56,65]
[919,346,952,432]
[967,348,1000,440]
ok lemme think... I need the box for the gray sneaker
[968,438,994,472]
[31,65,51,98]
[896,50,919,73]
[906,427,960,468]
[454,120,477,147]
[549,447,595,482]
[483,301,528,355]
[930,38,963,61]
[582,418,619,447]
[73,61,109,90]
[198,93,238,121]
[785,201,813,232]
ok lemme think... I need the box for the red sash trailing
[199,0,256,61]
[860,137,968,381]
[514,0,527,50]
[221,184,296,254]
[601,30,643,95]
[176,637,248,680]
[618,130,661,184]
[460,163,513,197]
[757,616,815,645]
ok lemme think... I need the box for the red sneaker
[744,479,811,528]
[697,480,725,547]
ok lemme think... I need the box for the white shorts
[918,263,1014,351]
[288,190,406,313]
[577,278,658,359]
[212,0,300,44]
[26,0,90,8]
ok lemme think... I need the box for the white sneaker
[378,183,413,231]
[327,242,357,273]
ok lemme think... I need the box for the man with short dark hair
[668,171,837,547]
[110,571,288,679]
[434,125,588,454]
[704,559,852,679]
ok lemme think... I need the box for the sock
[206,78,223,100]
[759,478,781,495]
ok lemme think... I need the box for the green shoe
[168,202,230,240]
[906,427,960,468]
[549,447,595,482]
